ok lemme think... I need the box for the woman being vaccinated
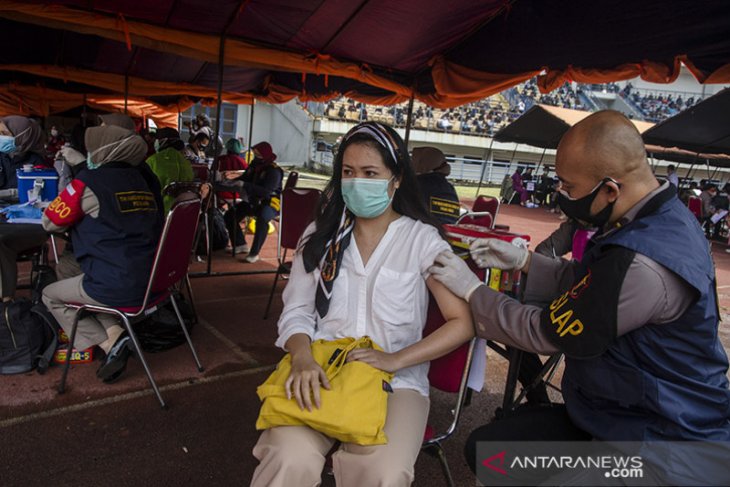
[250,122,473,486]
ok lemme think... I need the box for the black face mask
[557,178,619,228]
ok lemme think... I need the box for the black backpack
[196,207,229,255]
[0,300,59,375]
[132,292,196,353]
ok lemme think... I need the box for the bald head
[558,110,652,183]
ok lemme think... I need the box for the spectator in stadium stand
[430,110,730,485]
[666,164,679,188]
[411,146,460,224]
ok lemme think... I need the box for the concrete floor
[2,193,729,487]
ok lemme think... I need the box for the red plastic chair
[58,196,204,409]
[284,171,299,190]
[688,196,702,220]
[455,211,493,229]
[421,294,478,487]
[476,195,510,231]
[263,187,322,319]
[190,163,209,182]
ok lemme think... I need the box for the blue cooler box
[16,169,60,203]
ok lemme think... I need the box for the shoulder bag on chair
[256,336,393,445]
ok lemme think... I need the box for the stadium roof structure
[642,88,730,156]
[493,104,653,149]
[1,0,730,123]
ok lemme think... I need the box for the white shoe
[244,254,260,263]
[234,244,250,254]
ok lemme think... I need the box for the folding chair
[263,187,321,319]
[58,197,205,409]
[190,163,210,182]
[421,294,478,487]
[162,181,213,321]
[284,171,299,190]
[475,195,509,231]
[456,210,493,229]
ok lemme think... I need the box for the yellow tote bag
[256,336,394,445]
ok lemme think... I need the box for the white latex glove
[429,251,483,302]
[59,146,85,166]
[469,238,529,271]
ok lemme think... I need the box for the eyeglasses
[558,177,620,201]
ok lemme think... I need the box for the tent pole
[124,73,129,114]
[247,101,255,157]
[476,137,495,197]
[535,148,546,174]
[404,94,415,147]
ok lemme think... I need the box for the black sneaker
[97,334,132,383]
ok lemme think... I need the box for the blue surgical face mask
[0,135,16,154]
[341,177,395,218]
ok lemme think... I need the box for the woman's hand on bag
[346,349,401,373]
[286,354,331,411]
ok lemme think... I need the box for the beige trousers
[251,388,430,487]
[42,273,118,350]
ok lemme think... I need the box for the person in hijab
[145,127,193,214]
[216,141,283,263]
[41,124,163,384]
[411,146,460,224]
[249,122,473,486]
[97,113,163,216]
[0,116,47,190]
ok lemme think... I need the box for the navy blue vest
[563,191,730,441]
[73,163,162,307]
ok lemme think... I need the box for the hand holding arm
[428,251,484,301]
[347,276,475,372]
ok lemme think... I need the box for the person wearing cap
[0,116,47,191]
[429,111,730,484]
[214,138,249,202]
[41,124,164,384]
[184,132,210,165]
[216,141,283,263]
[145,127,193,214]
[411,146,460,224]
[184,114,223,158]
